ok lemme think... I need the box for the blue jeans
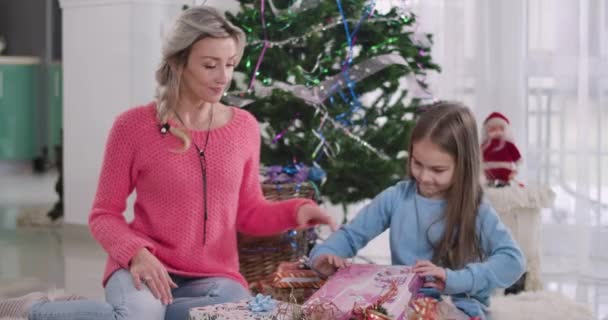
[29,269,251,320]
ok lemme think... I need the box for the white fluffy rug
[0,290,66,320]
[488,291,595,320]
[1,290,596,320]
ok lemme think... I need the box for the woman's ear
[167,54,186,72]
[168,59,179,72]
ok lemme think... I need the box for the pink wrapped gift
[302,264,422,320]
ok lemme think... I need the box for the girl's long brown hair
[409,101,485,269]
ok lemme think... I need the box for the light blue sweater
[309,180,525,317]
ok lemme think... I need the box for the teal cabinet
[0,57,40,161]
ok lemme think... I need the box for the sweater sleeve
[236,116,315,236]
[88,112,156,269]
[444,203,526,296]
[309,184,397,266]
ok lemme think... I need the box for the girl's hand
[413,260,446,291]
[130,248,178,305]
[296,204,338,231]
[311,254,349,279]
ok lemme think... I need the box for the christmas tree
[224,0,440,207]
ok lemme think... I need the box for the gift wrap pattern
[303,264,422,320]
[189,300,297,320]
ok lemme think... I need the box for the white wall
[60,0,220,225]
[61,0,132,225]
[412,0,529,180]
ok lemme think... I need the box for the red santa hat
[484,112,510,128]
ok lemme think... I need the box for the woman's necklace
[174,106,214,245]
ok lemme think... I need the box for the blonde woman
[0,6,336,320]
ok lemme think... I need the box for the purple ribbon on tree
[263,163,310,184]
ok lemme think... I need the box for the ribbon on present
[248,294,277,313]
[270,260,326,292]
[271,270,325,289]
[361,309,393,320]
[351,307,393,320]
[301,298,343,320]
[274,302,307,320]
[408,297,440,320]
[350,280,399,320]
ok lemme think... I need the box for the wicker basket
[238,181,317,285]
[261,181,317,201]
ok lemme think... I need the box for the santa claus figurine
[481,112,522,187]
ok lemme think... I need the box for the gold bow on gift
[408,297,441,320]
[350,281,399,320]
[352,309,393,320]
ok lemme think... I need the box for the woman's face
[181,37,238,103]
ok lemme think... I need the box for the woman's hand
[311,254,349,279]
[296,204,338,231]
[413,260,446,291]
[130,248,178,305]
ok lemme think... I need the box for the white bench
[483,185,554,291]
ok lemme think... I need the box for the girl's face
[410,138,456,199]
[181,37,237,104]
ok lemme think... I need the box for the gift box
[269,267,324,302]
[302,264,422,320]
[189,296,300,320]
[249,260,324,304]
[272,261,325,289]
[271,270,324,289]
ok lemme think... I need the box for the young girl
[309,102,525,319]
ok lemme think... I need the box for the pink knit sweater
[89,102,314,288]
